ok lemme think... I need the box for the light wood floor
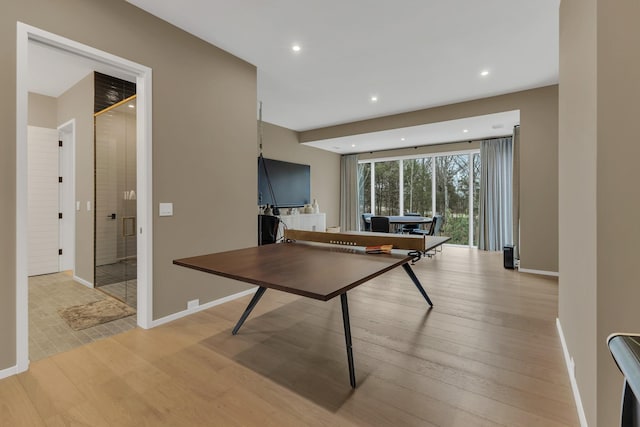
[2,247,578,426]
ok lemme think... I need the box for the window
[436,155,469,245]
[374,161,400,216]
[358,149,480,246]
[358,162,371,214]
[403,158,432,216]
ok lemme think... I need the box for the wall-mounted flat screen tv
[258,157,310,208]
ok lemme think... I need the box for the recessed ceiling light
[480,70,489,77]
[463,129,469,133]
[128,104,135,108]
[292,44,301,52]
[400,137,405,141]
[370,96,378,102]
[351,144,356,148]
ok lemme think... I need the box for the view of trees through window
[374,161,399,215]
[403,158,432,216]
[358,163,371,215]
[359,150,480,246]
[436,155,469,245]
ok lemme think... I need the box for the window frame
[358,148,480,246]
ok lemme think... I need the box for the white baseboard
[73,275,93,288]
[518,267,559,277]
[151,287,258,328]
[0,364,18,381]
[556,318,589,427]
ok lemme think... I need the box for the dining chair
[411,214,443,257]
[370,216,390,233]
[401,212,421,234]
[410,215,437,236]
[431,214,443,236]
[361,213,373,231]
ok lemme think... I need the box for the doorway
[16,23,154,372]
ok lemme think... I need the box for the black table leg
[340,292,356,388]
[232,286,267,335]
[402,263,433,307]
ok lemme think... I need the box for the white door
[28,126,60,276]
[58,121,75,272]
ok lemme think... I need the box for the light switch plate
[159,202,173,216]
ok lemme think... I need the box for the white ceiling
[303,110,520,154]
[28,40,136,98]
[28,1,558,152]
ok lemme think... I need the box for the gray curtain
[340,154,359,231]
[512,126,520,259]
[479,137,513,251]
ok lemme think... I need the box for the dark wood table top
[173,242,413,301]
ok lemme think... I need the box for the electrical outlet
[187,299,199,310]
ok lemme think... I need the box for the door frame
[16,22,154,372]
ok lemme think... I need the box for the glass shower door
[94,97,137,307]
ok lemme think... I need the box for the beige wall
[1,0,257,369]
[28,93,56,128]
[260,122,340,227]
[558,0,598,424]
[301,86,559,273]
[596,3,640,424]
[560,1,640,425]
[57,73,94,283]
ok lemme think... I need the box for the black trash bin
[503,245,515,269]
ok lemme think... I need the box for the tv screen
[258,157,310,208]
